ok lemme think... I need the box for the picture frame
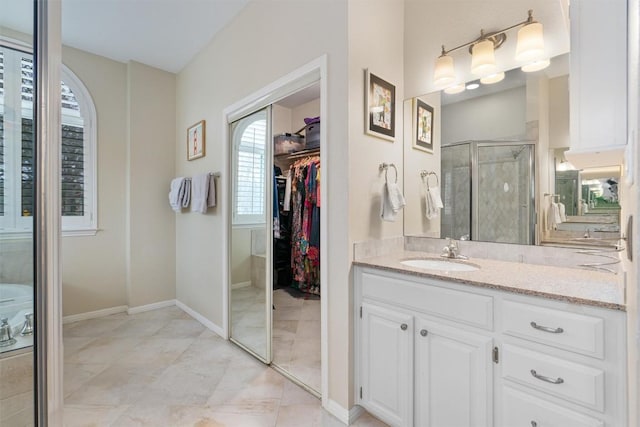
[187,120,206,161]
[413,98,434,153]
[365,69,395,141]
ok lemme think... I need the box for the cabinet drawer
[503,300,604,358]
[361,271,493,329]
[502,386,604,427]
[502,344,604,412]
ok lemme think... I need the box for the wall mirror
[402,0,622,249]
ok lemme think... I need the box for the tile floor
[63,305,386,426]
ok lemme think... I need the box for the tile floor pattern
[63,306,387,427]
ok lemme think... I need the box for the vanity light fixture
[444,83,466,94]
[480,71,505,85]
[434,9,549,89]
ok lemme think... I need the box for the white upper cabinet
[567,0,628,166]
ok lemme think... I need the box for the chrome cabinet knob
[400,323,408,331]
[420,329,428,337]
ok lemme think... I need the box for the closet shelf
[275,147,320,159]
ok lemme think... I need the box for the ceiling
[1,0,249,73]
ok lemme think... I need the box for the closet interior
[229,81,321,395]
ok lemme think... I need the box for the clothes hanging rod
[276,147,320,159]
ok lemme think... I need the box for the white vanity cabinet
[355,267,494,427]
[354,265,627,427]
[568,0,628,164]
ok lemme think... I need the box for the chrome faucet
[0,318,16,347]
[441,238,469,260]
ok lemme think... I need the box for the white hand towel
[425,184,444,220]
[169,177,185,212]
[381,181,406,222]
[191,173,209,213]
[558,202,567,222]
[207,174,217,207]
[547,203,561,230]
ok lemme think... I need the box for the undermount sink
[400,258,480,272]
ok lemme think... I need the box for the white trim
[176,300,225,337]
[232,281,252,289]
[325,399,351,425]
[62,305,128,324]
[349,405,366,424]
[127,299,175,315]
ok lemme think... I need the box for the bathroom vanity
[353,253,626,427]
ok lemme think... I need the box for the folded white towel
[425,183,444,220]
[558,202,567,222]
[207,174,217,207]
[169,177,185,212]
[381,180,406,222]
[191,173,209,213]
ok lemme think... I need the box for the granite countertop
[353,251,625,311]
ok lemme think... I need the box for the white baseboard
[324,399,350,425]
[349,405,365,424]
[175,300,224,337]
[127,299,176,315]
[231,281,251,289]
[62,305,128,324]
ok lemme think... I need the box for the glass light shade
[466,81,480,90]
[444,83,465,94]
[471,39,497,76]
[434,54,456,86]
[516,22,545,62]
[480,72,505,84]
[521,58,550,72]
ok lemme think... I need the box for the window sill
[0,228,99,240]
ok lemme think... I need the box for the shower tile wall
[477,158,525,244]
[0,351,34,426]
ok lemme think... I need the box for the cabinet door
[415,318,493,427]
[360,302,413,427]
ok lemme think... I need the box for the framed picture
[413,98,434,153]
[365,69,395,141]
[187,120,206,161]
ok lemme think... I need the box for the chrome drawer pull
[531,422,537,427]
[530,369,564,384]
[400,323,408,331]
[530,321,564,334]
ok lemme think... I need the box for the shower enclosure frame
[443,140,536,245]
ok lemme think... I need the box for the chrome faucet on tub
[441,237,469,260]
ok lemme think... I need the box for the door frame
[221,55,328,400]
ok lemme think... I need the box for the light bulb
[444,83,465,94]
[480,72,505,84]
[521,58,550,72]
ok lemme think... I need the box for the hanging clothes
[289,156,321,295]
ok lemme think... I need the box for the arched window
[232,111,267,225]
[0,41,97,235]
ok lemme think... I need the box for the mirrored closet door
[229,81,322,396]
[229,106,272,363]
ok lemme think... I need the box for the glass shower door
[229,107,272,362]
[440,143,471,240]
[475,143,535,245]
[0,7,36,426]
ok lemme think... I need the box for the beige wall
[230,228,252,285]
[175,0,350,409]
[549,75,570,149]
[61,46,129,315]
[291,98,321,132]
[0,351,33,426]
[126,61,177,308]
[348,0,405,407]
[61,48,177,316]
